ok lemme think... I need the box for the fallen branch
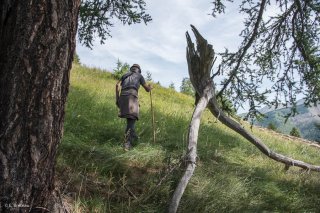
[208,97,320,171]
[187,24,320,172]
[169,24,320,213]
[168,86,212,213]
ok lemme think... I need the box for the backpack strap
[121,72,134,85]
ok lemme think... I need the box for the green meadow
[57,64,320,212]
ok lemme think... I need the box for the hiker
[116,64,152,150]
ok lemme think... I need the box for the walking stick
[150,90,156,143]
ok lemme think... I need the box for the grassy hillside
[57,64,320,212]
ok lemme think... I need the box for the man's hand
[143,83,153,92]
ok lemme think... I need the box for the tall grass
[57,64,320,212]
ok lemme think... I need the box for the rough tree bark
[0,0,80,212]
[169,25,320,213]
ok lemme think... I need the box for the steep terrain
[57,64,320,212]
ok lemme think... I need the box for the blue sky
[76,0,243,90]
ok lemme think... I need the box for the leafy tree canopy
[211,0,320,119]
[78,0,152,48]
[217,95,237,116]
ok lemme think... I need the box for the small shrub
[267,122,277,131]
[169,82,175,90]
[290,127,301,137]
[73,52,81,65]
[180,77,195,96]
[113,59,129,80]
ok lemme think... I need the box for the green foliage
[217,95,237,116]
[169,82,175,90]
[73,52,81,65]
[146,71,152,81]
[59,64,320,212]
[211,0,320,118]
[290,127,301,138]
[78,0,152,48]
[316,122,320,142]
[211,0,233,17]
[112,59,129,80]
[180,77,195,96]
[267,122,277,131]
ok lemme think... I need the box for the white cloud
[76,0,242,89]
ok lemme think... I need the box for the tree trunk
[168,25,216,213]
[168,86,213,213]
[0,0,80,212]
[186,25,320,173]
[169,25,320,213]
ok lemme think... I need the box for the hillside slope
[254,102,320,142]
[57,64,320,212]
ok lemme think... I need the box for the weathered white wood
[168,87,212,213]
[208,98,320,171]
[169,24,320,213]
[168,25,216,213]
[187,25,320,173]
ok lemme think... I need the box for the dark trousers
[125,118,136,144]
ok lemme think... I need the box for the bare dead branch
[217,0,267,97]
[207,98,320,172]
[168,87,212,213]
[189,24,320,172]
[170,24,320,213]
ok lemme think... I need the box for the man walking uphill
[116,64,152,150]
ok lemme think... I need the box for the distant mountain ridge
[253,100,320,142]
[258,99,306,114]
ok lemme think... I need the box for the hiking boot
[123,134,132,151]
[123,142,132,151]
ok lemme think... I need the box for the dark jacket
[118,67,146,120]
[120,67,146,97]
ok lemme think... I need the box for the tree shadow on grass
[58,85,320,212]
[176,155,320,213]
[63,85,124,144]
[58,86,146,207]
